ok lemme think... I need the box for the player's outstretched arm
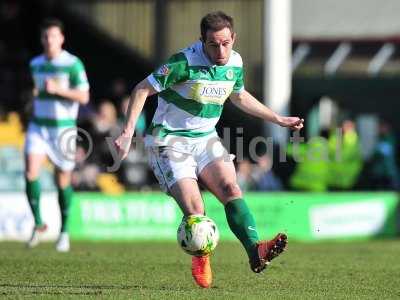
[114,79,157,160]
[230,90,304,131]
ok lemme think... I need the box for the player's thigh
[199,158,242,204]
[24,123,48,180]
[169,178,204,216]
[147,146,203,215]
[54,168,72,188]
[25,153,47,180]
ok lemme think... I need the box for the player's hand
[45,78,60,95]
[277,116,304,131]
[114,130,133,160]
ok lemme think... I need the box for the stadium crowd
[1,96,399,193]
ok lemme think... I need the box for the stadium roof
[293,0,400,39]
[291,39,400,77]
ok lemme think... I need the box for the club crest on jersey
[226,69,234,80]
[157,64,170,76]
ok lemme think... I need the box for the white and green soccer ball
[177,214,220,256]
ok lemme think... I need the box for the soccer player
[25,18,90,252]
[115,11,303,287]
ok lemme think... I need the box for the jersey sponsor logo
[157,64,170,76]
[178,81,234,104]
[199,86,228,97]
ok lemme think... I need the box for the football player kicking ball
[115,11,303,287]
[25,18,89,252]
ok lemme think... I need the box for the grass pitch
[1,240,399,299]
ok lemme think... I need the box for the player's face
[41,26,64,56]
[202,27,235,66]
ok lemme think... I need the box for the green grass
[1,240,400,299]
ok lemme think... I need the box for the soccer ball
[177,214,219,256]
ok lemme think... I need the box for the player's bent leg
[199,159,287,273]
[198,158,242,204]
[55,169,73,252]
[199,159,259,256]
[25,153,48,248]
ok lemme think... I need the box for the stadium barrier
[0,192,398,241]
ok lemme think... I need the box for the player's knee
[25,170,38,181]
[222,182,242,199]
[56,172,71,188]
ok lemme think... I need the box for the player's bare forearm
[122,79,157,136]
[230,90,304,130]
[56,89,89,105]
[230,90,280,123]
[115,79,157,160]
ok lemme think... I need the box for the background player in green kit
[115,11,303,287]
[25,18,90,252]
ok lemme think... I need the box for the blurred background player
[115,11,303,288]
[25,18,90,252]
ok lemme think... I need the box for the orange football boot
[250,233,288,273]
[191,255,212,288]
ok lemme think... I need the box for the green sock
[58,186,73,233]
[26,178,43,226]
[225,198,259,259]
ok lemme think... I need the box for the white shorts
[146,135,232,193]
[24,122,77,171]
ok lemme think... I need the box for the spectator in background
[236,159,254,191]
[93,100,119,137]
[71,145,100,191]
[109,78,127,103]
[288,133,330,192]
[251,154,282,191]
[328,119,362,190]
[368,120,399,190]
[89,100,119,170]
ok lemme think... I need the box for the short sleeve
[232,67,244,94]
[70,58,89,91]
[146,52,189,92]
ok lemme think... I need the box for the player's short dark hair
[40,18,64,34]
[200,11,234,41]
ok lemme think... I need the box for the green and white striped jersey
[30,50,89,127]
[145,40,244,145]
